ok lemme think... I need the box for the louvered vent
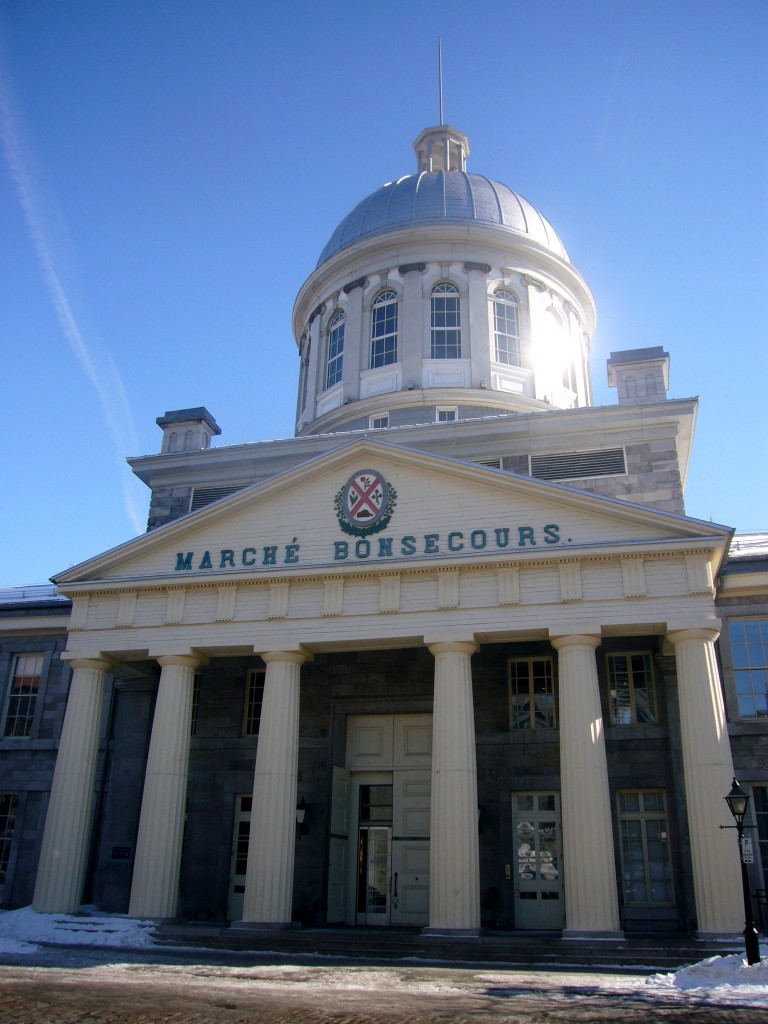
[474,458,501,469]
[190,485,246,512]
[530,449,626,481]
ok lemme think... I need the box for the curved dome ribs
[316,171,570,268]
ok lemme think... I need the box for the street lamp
[723,778,761,965]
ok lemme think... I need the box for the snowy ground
[0,906,767,1012]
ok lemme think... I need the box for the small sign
[111,845,132,861]
[741,836,754,864]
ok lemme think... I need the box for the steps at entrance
[153,924,739,974]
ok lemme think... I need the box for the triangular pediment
[54,438,731,589]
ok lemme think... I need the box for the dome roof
[316,171,570,268]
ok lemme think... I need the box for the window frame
[728,618,768,720]
[435,406,457,423]
[370,290,398,369]
[508,656,557,730]
[617,789,675,907]
[369,413,389,429]
[2,652,45,738]
[607,651,658,726]
[492,288,521,366]
[243,667,266,737]
[430,282,462,359]
[325,310,345,390]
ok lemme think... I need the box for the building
[2,125,767,939]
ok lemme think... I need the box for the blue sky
[1,0,766,586]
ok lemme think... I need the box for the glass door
[356,783,393,925]
[511,792,564,929]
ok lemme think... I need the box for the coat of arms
[334,469,397,537]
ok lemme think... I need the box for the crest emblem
[334,469,397,537]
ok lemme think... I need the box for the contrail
[0,58,144,535]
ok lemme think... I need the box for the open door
[326,767,349,924]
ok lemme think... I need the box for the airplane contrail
[0,57,144,535]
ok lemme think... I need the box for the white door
[511,792,564,929]
[391,769,430,926]
[227,794,251,921]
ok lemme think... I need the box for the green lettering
[518,526,536,547]
[544,523,560,545]
[285,538,300,563]
[424,533,440,553]
[448,531,464,551]
[494,528,510,547]
[242,547,257,566]
[378,537,393,557]
[355,539,371,558]
[199,551,213,570]
[220,549,235,568]
[470,529,487,550]
[175,552,193,571]
[334,541,349,560]
[401,536,417,555]
[262,546,278,565]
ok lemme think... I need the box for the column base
[421,927,481,939]
[231,920,300,931]
[561,929,625,941]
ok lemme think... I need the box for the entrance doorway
[511,791,564,929]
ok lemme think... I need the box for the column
[128,654,199,919]
[667,627,742,936]
[553,634,621,936]
[33,658,110,913]
[238,650,306,927]
[426,640,480,934]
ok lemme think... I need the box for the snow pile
[0,905,157,953]
[648,951,768,1006]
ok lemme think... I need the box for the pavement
[0,944,765,1024]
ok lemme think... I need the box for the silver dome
[317,171,570,268]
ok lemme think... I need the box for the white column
[128,655,199,919]
[553,634,621,936]
[33,658,110,913]
[668,627,742,935]
[426,640,480,934]
[238,650,306,926]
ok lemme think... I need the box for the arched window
[370,290,398,368]
[431,283,461,358]
[326,311,345,389]
[492,289,520,365]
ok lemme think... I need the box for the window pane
[4,654,43,737]
[729,620,768,719]
[243,669,265,736]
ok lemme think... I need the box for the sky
[1,0,766,587]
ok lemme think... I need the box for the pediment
[54,438,730,588]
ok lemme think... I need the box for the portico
[31,439,743,938]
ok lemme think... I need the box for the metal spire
[438,37,444,126]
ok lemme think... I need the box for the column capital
[427,640,479,657]
[156,654,204,670]
[259,649,310,666]
[63,656,113,672]
[667,626,721,647]
[550,634,601,652]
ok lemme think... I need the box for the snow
[0,906,766,1007]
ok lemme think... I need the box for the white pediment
[54,438,730,588]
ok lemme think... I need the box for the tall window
[509,657,556,729]
[243,668,265,736]
[0,794,18,896]
[617,790,674,905]
[729,619,768,718]
[492,288,521,365]
[430,283,461,358]
[3,653,43,737]
[370,290,398,368]
[753,785,768,890]
[607,652,657,725]
[326,311,345,389]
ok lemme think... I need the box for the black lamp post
[723,778,761,965]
